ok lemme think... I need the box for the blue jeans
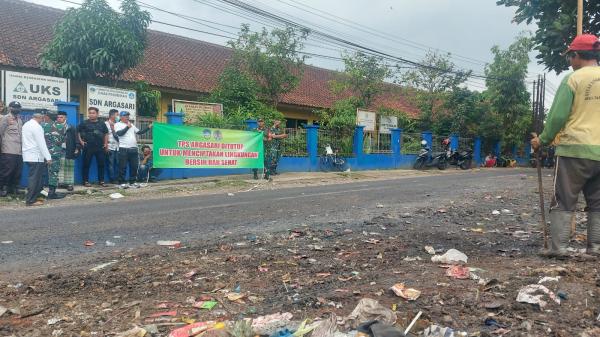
[106,150,119,182]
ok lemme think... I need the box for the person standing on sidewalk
[57,111,80,192]
[0,101,23,197]
[531,34,600,257]
[42,110,66,200]
[78,107,108,187]
[22,111,52,207]
[267,119,287,176]
[114,111,151,188]
[104,109,120,184]
[252,119,269,180]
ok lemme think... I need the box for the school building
[0,0,419,126]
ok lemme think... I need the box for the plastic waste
[252,312,293,336]
[115,327,147,337]
[516,284,561,308]
[422,325,467,337]
[89,260,118,272]
[357,320,405,337]
[109,193,124,199]
[431,249,468,264]
[311,315,339,337]
[446,265,470,279]
[390,283,421,301]
[344,298,397,329]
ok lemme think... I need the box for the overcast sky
[26,0,560,100]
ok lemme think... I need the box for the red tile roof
[0,0,419,117]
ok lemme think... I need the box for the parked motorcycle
[448,149,473,170]
[413,140,449,170]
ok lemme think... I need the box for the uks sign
[1,71,70,110]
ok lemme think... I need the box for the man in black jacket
[78,107,108,187]
[57,111,80,191]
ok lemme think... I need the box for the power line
[279,0,490,67]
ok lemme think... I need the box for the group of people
[0,102,158,207]
[253,118,287,180]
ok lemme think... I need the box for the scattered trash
[116,327,147,337]
[109,193,124,200]
[194,300,218,310]
[422,325,467,337]
[424,246,436,255]
[47,318,63,325]
[516,284,561,308]
[501,209,513,215]
[431,249,468,264]
[357,320,405,337]
[1,241,13,244]
[344,298,397,329]
[582,328,600,337]
[492,210,501,215]
[84,240,95,247]
[227,193,235,196]
[481,300,504,310]
[538,276,560,284]
[376,204,384,208]
[390,283,421,301]
[90,260,118,272]
[105,241,116,247]
[446,265,470,279]
[557,290,568,300]
[402,256,422,262]
[156,240,181,248]
[252,312,293,335]
[168,321,225,337]
[311,314,339,337]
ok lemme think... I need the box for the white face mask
[115,116,121,123]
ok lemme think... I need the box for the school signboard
[1,71,69,111]
[153,123,264,169]
[356,109,376,131]
[87,84,136,118]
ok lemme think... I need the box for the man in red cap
[531,34,600,258]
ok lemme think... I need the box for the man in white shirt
[22,111,52,206]
[114,111,152,188]
[104,109,120,184]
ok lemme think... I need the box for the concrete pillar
[166,111,184,125]
[306,124,319,171]
[421,131,433,149]
[245,119,258,130]
[54,101,83,184]
[494,141,502,157]
[474,137,482,166]
[353,125,365,158]
[450,133,459,151]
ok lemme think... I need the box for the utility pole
[578,0,584,35]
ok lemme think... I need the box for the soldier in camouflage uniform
[252,119,270,180]
[267,119,287,176]
[42,110,66,199]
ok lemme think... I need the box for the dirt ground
[1,173,599,337]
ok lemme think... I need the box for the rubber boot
[0,185,7,197]
[587,212,600,255]
[47,186,66,200]
[540,210,572,258]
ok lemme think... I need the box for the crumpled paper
[423,324,467,337]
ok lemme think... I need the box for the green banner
[153,123,264,169]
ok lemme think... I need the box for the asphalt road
[0,169,531,275]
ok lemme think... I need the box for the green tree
[332,51,391,108]
[497,0,600,73]
[401,51,471,129]
[228,24,309,108]
[207,65,283,126]
[133,81,161,117]
[40,0,150,81]
[484,34,534,148]
[377,107,417,132]
[315,97,360,133]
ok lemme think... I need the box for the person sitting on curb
[138,145,160,183]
